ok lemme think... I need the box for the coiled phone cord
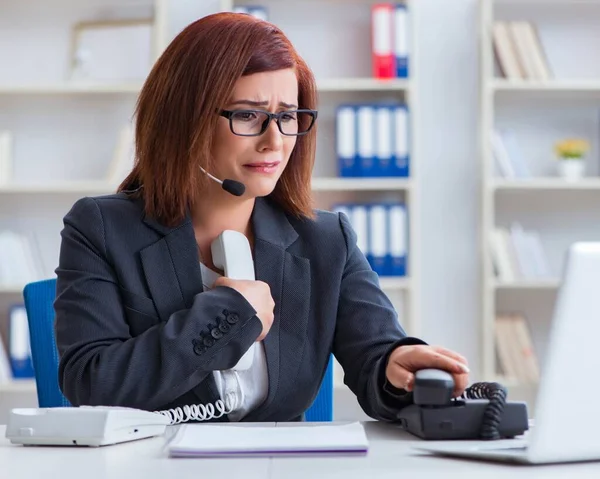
[458,381,508,440]
[155,372,245,425]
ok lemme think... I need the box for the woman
[54,12,469,423]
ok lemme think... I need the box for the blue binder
[357,105,377,177]
[393,105,410,177]
[394,4,409,78]
[336,105,358,177]
[387,203,408,276]
[368,203,388,275]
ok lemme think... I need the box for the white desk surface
[2,421,600,478]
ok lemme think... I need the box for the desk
[2,422,600,478]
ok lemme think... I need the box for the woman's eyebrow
[230,99,298,109]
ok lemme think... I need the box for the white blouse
[199,262,269,421]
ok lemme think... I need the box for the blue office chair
[22,278,334,421]
[23,278,71,408]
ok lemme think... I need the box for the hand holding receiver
[213,277,275,341]
[385,344,470,398]
[210,230,273,373]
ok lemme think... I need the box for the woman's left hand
[385,344,471,398]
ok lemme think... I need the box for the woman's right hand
[213,277,275,341]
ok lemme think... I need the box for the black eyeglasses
[219,109,318,137]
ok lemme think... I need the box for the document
[167,422,369,458]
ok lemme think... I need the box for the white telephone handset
[211,230,257,371]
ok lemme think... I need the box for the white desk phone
[6,230,258,447]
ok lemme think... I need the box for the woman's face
[211,68,299,198]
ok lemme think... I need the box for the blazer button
[226,313,239,324]
[218,321,231,333]
[203,336,215,347]
[210,328,223,339]
[193,345,205,355]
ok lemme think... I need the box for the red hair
[119,12,318,226]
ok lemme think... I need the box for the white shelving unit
[479,0,600,405]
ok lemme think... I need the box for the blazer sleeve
[54,197,263,410]
[332,211,427,422]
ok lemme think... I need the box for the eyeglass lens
[230,110,314,136]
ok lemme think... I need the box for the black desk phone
[395,369,529,440]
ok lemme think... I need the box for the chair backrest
[22,278,333,421]
[304,355,334,422]
[22,278,71,408]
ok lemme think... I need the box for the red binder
[372,3,395,79]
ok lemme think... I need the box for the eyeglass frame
[218,108,318,137]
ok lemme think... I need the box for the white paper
[168,422,368,457]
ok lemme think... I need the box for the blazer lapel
[244,197,311,421]
[139,214,203,323]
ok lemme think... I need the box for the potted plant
[554,138,589,181]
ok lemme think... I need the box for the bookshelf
[479,0,600,406]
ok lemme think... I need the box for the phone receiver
[395,368,529,440]
[211,230,256,371]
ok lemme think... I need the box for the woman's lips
[243,162,280,174]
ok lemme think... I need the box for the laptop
[415,242,600,465]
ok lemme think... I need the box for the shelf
[0,380,36,393]
[490,79,600,93]
[0,181,118,194]
[493,279,560,290]
[312,177,412,191]
[491,178,600,191]
[0,79,409,95]
[379,277,410,290]
[0,83,143,95]
[317,78,410,92]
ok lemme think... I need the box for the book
[167,422,369,458]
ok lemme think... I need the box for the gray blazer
[54,193,426,422]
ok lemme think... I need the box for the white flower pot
[557,160,585,181]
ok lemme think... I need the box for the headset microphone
[199,166,246,197]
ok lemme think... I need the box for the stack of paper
[167,422,369,458]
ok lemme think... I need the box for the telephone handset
[155,230,257,424]
[211,230,257,371]
[394,369,530,440]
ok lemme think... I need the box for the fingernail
[460,364,470,373]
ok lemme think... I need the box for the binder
[357,106,376,176]
[368,204,388,275]
[394,4,409,78]
[388,204,408,276]
[372,4,395,78]
[8,305,34,379]
[350,204,369,259]
[336,105,357,177]
[393,105,410,177]
[375,105,394,177]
